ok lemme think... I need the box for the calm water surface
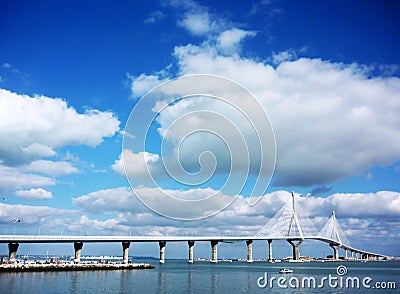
[1,260,399,293]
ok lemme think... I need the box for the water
[1,260,399,293]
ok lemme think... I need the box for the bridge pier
[345,249,348,259]
[267,239,273,262]
[246,240,253,263]
[287,239,302,260]
[159,241,166,264]
[122,242,130,264]
[329,244,339,260]
[210,240,218,263]
[188,241,195,263]
[8,243,19,261]
[74,242,83,263]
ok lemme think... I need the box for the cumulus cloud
[111,150,164,182]
[0,203,75,225]
[178,11,213,36]
[72,187,136,214]
[126,1,400,190]
[73,188,400,224]
[25,160,79,176]
[327,191,400,218]
[217,28,257,55]
[127,73,168,98]
[15,188,53,200]
[168,0,217,36]
[0,89,120,165]
[136,42,400,187]
[0,164,54,191]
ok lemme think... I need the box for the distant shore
[0,263,155,272]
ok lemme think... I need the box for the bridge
[0,192,388,264]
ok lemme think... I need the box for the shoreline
[0,263,155,272]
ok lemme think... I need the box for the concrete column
[246,240,253,263]
[210,240,218,263]
[122,242,130,264]
[8,243,19,261]
[330,244,339,260]
[345,249,348,259]
[74,242,83,263]
[287,239,302,260]
[268,239,273,262]
[188,241,195,264]
[159,241,166,264]
[351,251,354,260]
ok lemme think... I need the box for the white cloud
[163,44,400,187]
[178,12,213,36]
[0,164,55,191]
[73,188,400,224]
[169,0,218,37]
[270,49,298,64]
[217,28,256,55]
[144,10,165,24]
[112,150,163,182]
[25,160,79,176]
[0,89,120,165]
[0,203,75,225]
[72,187,137,214]
[15,188,53,200]
[327,191,400,218]
[128,73,167,98]
[127,11,400,188]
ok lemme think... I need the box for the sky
[0,0,399,259]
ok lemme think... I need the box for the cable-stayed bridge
[0,192,388,264]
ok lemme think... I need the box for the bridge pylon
[287,191,304,239]
[319,211,351,260]
[319,211,350,246]
[255,192,316,239]
[255,192,318,260]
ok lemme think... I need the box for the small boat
[279,268,293,274]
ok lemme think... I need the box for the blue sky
[0,0,400,258]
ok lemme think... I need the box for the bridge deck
[0,235,386,258]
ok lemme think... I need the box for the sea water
[1,260,399,293]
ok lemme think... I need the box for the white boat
[279,268,293,274]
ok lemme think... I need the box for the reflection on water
[187,270,193,294]
[158,271,165,294]
[211,272,217,293]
